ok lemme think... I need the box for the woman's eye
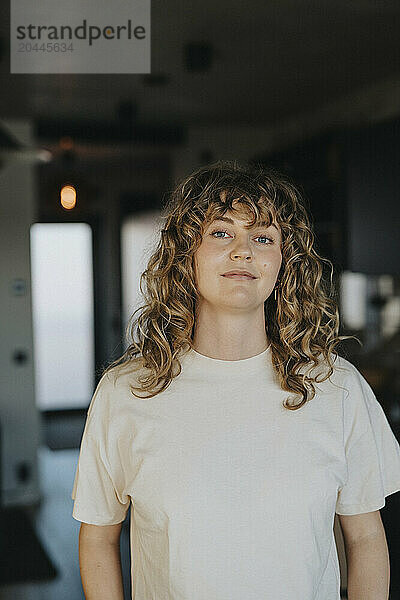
[210,229,229,238]
[255,235,274,244]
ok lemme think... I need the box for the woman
[72,160,400,599]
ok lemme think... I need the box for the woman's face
[193,205,282,313]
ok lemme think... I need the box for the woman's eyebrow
[209,216,279,231]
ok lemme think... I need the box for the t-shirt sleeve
[335,362,400,515]
[71,371,131,525]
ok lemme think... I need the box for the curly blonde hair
[103,160,355,409]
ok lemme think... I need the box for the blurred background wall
[0,1,399,598]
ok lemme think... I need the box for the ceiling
[0,0,400,129]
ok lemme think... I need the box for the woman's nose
[230,238,253,260]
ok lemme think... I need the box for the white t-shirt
[71,345,400,600]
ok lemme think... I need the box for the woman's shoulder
[101,356,147,389]
[330,352,358,376]
[323,352,377,404]
[301,351,362,397]
[90,357,145,401]
[330,352,367,384]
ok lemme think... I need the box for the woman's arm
[79,522,125,600]
[345,532,390,599]
[339,511,390,600]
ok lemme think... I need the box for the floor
[0,445,131,600]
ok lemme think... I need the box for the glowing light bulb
[60,185,76,210]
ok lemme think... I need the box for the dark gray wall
[346,118,400,276]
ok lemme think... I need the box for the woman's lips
[222,274,255,280]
